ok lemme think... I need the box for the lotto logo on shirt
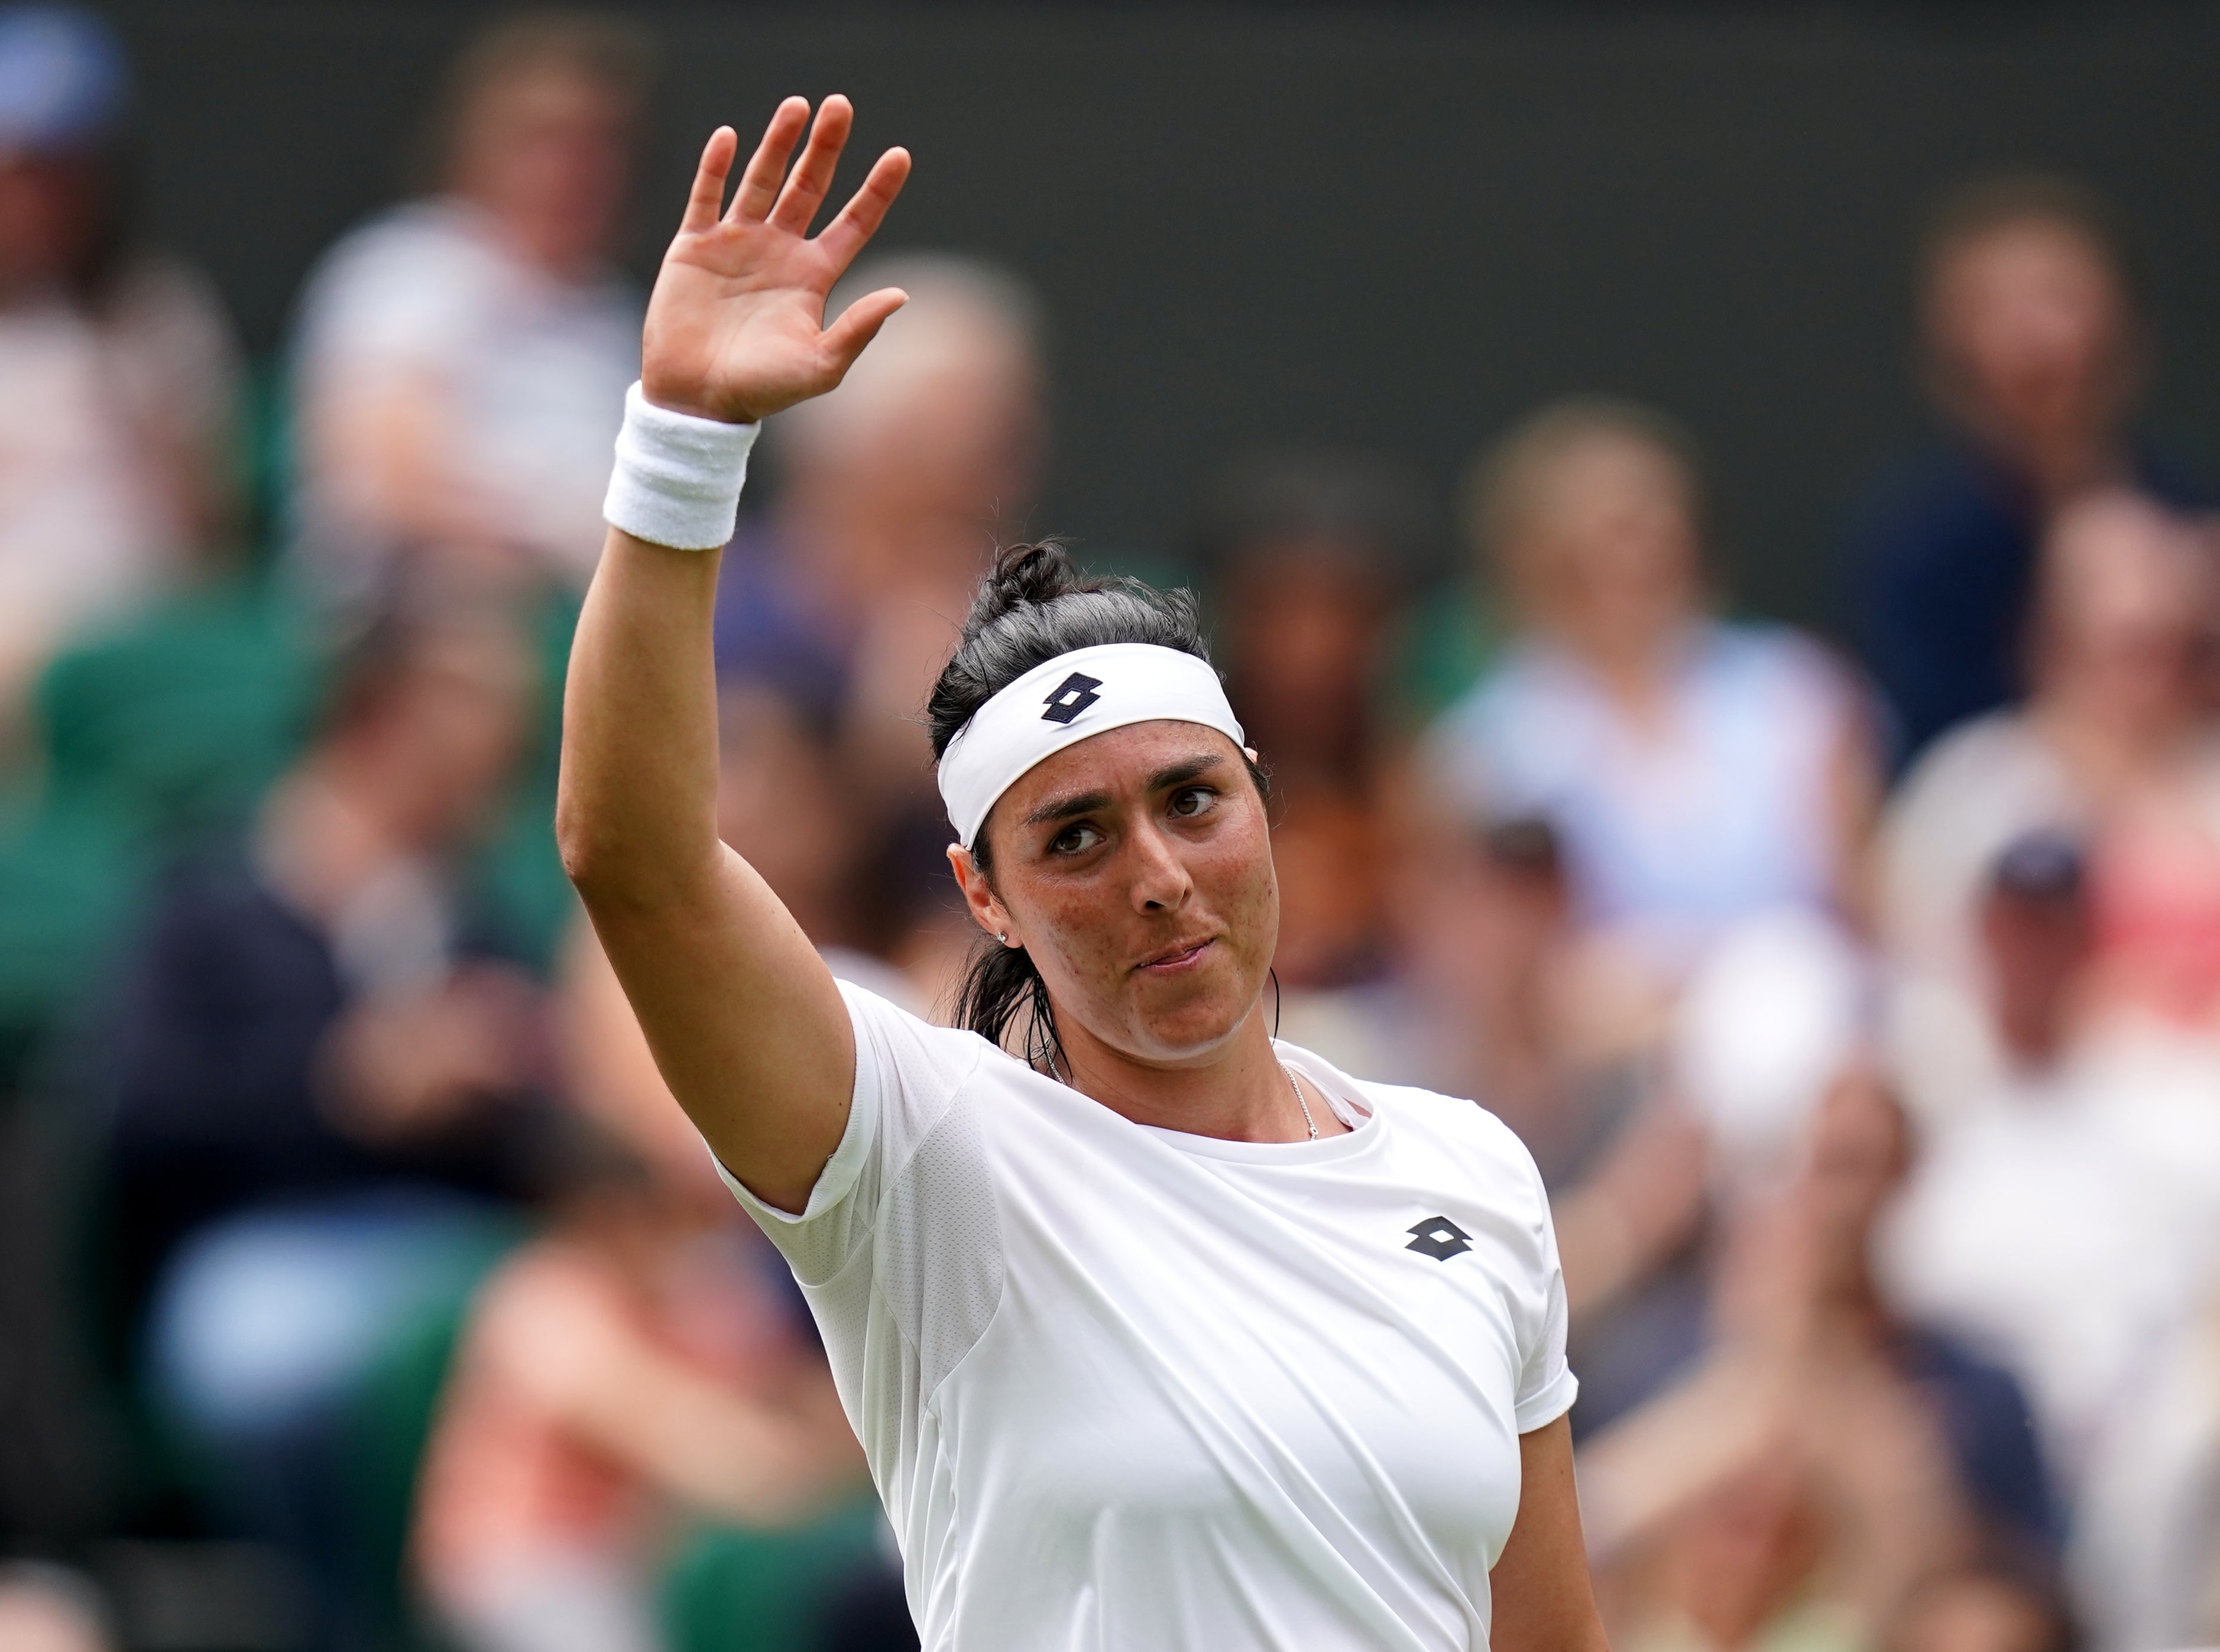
[1405,1216,1473,1261]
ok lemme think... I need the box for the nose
[1126,816,1193,916]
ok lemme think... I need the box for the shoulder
[99,254,235,347]
[1702,619,1835,685]
[1422,642,1582,800]
[293,202,504,350]
[1699,622,1856,718]
[1891,711,2051,816]
[838,976,999,1106]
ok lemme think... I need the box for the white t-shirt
[722,982,1577,1652]
[289,199,641,596]
[0,258,238,647]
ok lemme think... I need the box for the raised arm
[556,98,910,1213]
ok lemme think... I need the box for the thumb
[819,286,908,379]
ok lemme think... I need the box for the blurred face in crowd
[2030,492,2213,742]
[1797,1072,1910,1299]
[785,300,1046,556]
[1655,1455,1825,1638]
[0,150,103,297]
[1259,790,1379,988]
[1889,1574,2064,1652]
[1924,217,2134,457]
[1979,883,2089,1069]
[1221,540,1393,761]
[1505,431,1703,674]
[447,61,635,275]
[954,721,1278,1067]
[348,625,534,851]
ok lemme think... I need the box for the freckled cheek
[1023,886,1136,996]
[1192,833,1279,965]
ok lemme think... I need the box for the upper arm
[1490,1416,1609,1652]
[581,839,854,1215]
[561,530,858,1215]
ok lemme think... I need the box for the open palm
[641,96,912,426]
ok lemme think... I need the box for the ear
[947,843,1019,946]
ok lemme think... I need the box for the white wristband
[602,381,760,551]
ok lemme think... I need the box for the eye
[1049,822,1103,856]
[1168,786,1217,819]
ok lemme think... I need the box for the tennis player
[560,95,1608,1651]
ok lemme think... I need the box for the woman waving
[558,95,1607,1652]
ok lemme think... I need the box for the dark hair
[926,541,1266,1067]
[415,9,657,190]
[313,566,530,737]
[1189,447,1435,588]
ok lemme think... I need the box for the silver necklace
[1051,1047,1320,1141]
[1284,1062,1319,1140]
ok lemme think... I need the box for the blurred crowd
[1,7,2218,1652]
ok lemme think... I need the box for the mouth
[1136,937,1216,975]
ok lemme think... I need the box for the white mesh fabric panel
[879,1094,1006,1404]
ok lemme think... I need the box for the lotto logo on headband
[936,643,1245,849]
[1041,672,1103,725]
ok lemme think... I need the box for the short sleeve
[717,979,982,1282]
[717,981,1007,1449]
[1514,1169,1579,1434]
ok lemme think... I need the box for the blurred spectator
[1425,397,1878,981]
[1584,1075,2054,1650]
[717,253,1046,994]
[2067,1289,2220,1652]
[1884,1557,2072,1652]
[0,1562,113,1652]
[413,1128,866,1652]
[1192,447,1431,986]
[95,585,551,1628]
[1879,835,2220,1485]
[1879,495,2212,974]
[0,4,242,737]
[289,12,651,611]
[1849,174,2208,764]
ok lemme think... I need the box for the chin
[1124,962,1264,1061]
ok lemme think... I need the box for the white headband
[937,642,1246,850]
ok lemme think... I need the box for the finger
[730,96,810,223]
[814,147,913,271]
[679,126,738,232]
[769,93,854,235]
[818,287,909,379]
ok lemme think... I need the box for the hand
[640,96,912,425]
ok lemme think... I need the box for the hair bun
[971,540,1087,628]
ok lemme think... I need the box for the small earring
[997,932,1010,946]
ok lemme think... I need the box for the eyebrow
[1020,752,1229,829]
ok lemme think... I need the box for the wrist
[637,375,759,427]
[602,381,760,551]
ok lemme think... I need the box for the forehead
[993,719,1245,818]
[1937,220,2117,300]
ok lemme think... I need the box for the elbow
[553,794,604,891]
[554,791,638,901]
[554,790,718,912]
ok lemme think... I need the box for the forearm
[556,527,725,906]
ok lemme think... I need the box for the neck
[2036,696,2182,793]
[1049,1002,1344,1144]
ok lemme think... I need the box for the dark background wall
[96,1,2220,630]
